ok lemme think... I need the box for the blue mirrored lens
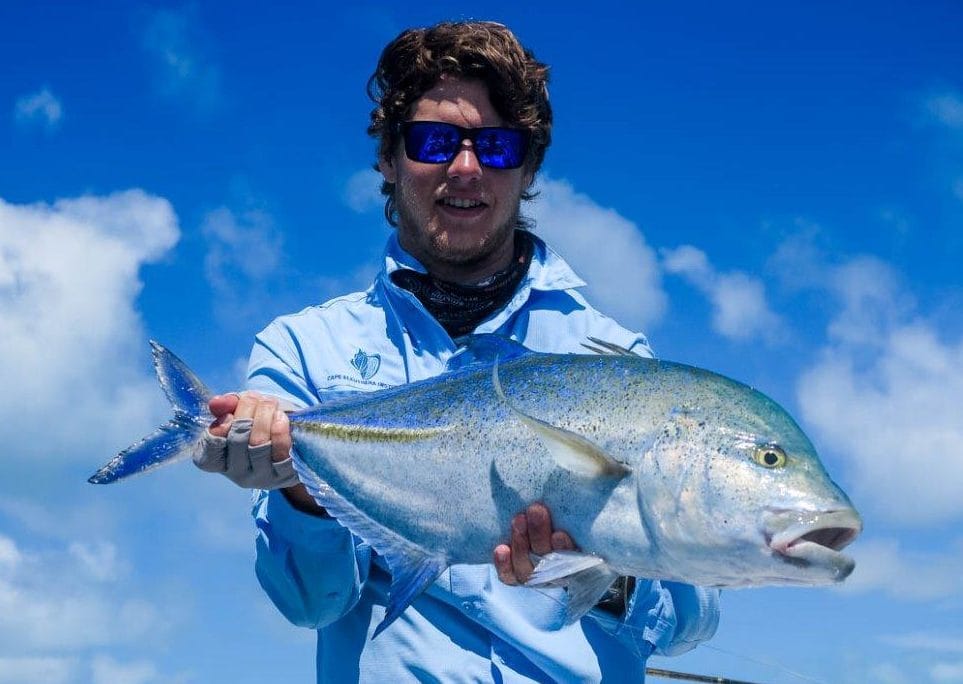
[402,122,527,169]
[404,123,461,163]
[473,128,527,169]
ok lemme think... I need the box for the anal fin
[289,455,449,639]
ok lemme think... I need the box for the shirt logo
[350,349,381,381]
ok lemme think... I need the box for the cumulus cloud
[528,176,666,330]
[0,533,168,658]
[797,311,963,524]
[926,91,963,129]
[843,537,963,600]
[202,207,281,288]
[879,632,963,654]
[313,262,380,305]
[201,206,285,327]
[931,662,963,683]
[773,232,963,525]
[90,655,167,684]
[0,657,74,684]
[344,168,384,214]
[0,191,179,460]
[661,244,783,341]
[13,87,63,130]
[141,7,221,111]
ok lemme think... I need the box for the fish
[89,335,862,637]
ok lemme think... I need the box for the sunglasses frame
[398,121,530,170]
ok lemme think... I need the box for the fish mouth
[765,508,863,581]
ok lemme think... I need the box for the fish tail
[88,341,214,484]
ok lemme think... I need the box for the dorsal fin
[446,334,535,372]
[580,337,638,357]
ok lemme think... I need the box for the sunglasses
[400,121,530,170]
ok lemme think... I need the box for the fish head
[637,366,862,586]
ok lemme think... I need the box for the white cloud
[13,88,63,130]
[932,662,963,683]
[0,657,75,684]
[867,663,912,684]
[662,244,782,341]
[344,168,384,213]
[141,7,221,111]
[200,206,284,327]
[0,191,179,460]
[926,91,963,129]
[842,537,963,601]
[529,176,666,330]
[90,655,164,684]
[879,632,963,654]
[773,233,963,526]
[0,536,20,570]
[824,256,912,346]
[0,535,169,654]
[314,262,380,304]
[68,541,128,582]
[798,320,963,525]
[202,207,281,288]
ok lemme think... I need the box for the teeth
[443,197,483,209]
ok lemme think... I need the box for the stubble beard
[395,189,523,274]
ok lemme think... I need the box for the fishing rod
[645,667,760,684]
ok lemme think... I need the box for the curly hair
[367,21,552,226]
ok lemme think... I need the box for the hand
[493,503,575,585]
[193,391,297,490]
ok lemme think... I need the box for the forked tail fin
[88,341,214,484]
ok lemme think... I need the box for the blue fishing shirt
[248,232,720,682]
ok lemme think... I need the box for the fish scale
[89,333,862,638]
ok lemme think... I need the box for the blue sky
[2,1,962,682]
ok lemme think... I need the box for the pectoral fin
[493,360,629,478]
[525,550,621,624]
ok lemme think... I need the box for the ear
[379,155,397,184]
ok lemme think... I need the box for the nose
[447,140,482,181]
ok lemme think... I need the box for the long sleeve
[247,319,374,630]
[612,580,720,657]
[253,489,373,629]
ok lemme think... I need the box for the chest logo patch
[350,349,381,381]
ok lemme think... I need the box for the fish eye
[753,444,787,468]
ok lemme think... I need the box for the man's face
[379,77,533,284]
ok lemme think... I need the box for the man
[200,21,719,682]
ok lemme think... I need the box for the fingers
[510,513,535,582]
[270,410,292,463]
[208,391,278,440]
[493,544,516,585]
[196,391,299,490]
[494,503,578,587]
[551,530,575,551]
[525,503,553,555]
[209,392,240,415]
[249,395,279,446]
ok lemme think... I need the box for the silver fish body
[90,336,861,636]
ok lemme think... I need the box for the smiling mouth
[439,197,487,210]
